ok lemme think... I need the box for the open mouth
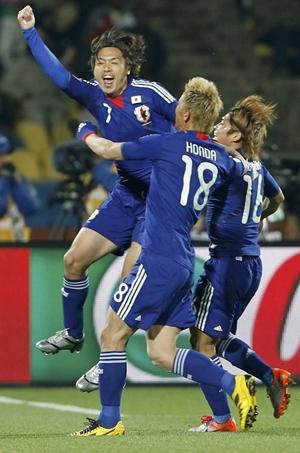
[103,75,114,89]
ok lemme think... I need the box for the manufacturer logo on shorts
[213,325,223,332]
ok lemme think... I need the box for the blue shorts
[110,252,195,331]
[193,256,262,337]
[83,185,145,254]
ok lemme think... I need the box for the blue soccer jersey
[64,76,177,190]
[122,132,244,270]
[205,160,281,257]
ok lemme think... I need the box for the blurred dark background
[0,0,299,240]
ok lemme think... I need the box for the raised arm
[17,5,70,89]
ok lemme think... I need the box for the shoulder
[130,78,176,103]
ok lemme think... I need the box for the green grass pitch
[0,385,299,453]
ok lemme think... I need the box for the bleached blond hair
[181,77,223,132]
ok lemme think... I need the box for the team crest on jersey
[134,105,151,124]
[131,95,142,104]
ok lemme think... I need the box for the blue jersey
[206,160,281,257]
[64,76,177,190]
[123,131,243,270]
[23,27,177,194]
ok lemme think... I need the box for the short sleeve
[122,134,163,160]
[263,165,281,198]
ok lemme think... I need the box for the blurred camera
[53,140,95,176]
[0,162,16,179]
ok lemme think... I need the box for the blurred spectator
[0,46,72,179]
[39,0,89,77]
[0,133,40,241]
[0,1,26,75]
[128,7,167,81]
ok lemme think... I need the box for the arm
[261,165,284,220]
[77,122,123,160]
[86,134,123,161]
[77,121,163,161]
[17,5,70,89]
[261,190,284,221]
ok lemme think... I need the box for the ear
[183,111,190,123]
[231,130,242,144]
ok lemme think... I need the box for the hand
[77,122,98,143]
[17,5,35,30]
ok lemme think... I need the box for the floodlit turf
[0,385,299,453]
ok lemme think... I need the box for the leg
[147,325,180,370]
[217,334,292,418]
[72,308,135,436]
[120,241,141,279]
[189,328,236,432]
[75,240,142,392]
[36,227,118,354]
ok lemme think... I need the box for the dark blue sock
[172,349,235,395]
[62,276,89,338]
[98,351,127,428]
[200,355,231,421]
[217,335,273,386]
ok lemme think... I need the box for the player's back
[141,131,241,269]
[206,160,280,256]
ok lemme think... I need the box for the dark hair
[89,28,146,77]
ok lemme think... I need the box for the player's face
[93,47,129,96]
[213,114,237,146]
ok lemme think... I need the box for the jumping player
[17,5,177,353]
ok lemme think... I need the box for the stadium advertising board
[0,246,299,384]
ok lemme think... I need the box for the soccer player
[189,95,291,433]
[17,5,177,353]
[70,77,257,436]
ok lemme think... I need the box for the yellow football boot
[232,375,257,431]
[70,417,125,436]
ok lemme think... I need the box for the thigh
[121,241,141,279]
[67,227,118,267]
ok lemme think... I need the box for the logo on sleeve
[134,105,151,124]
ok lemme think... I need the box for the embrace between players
[18,5,291,437]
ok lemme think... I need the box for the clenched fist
[17,5,35,30]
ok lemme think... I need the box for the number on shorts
[113,282,129,303]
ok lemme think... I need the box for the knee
[100,325,128,351]
[194,333,216,357]
[64,248,86,275]
[147,342,173,370]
